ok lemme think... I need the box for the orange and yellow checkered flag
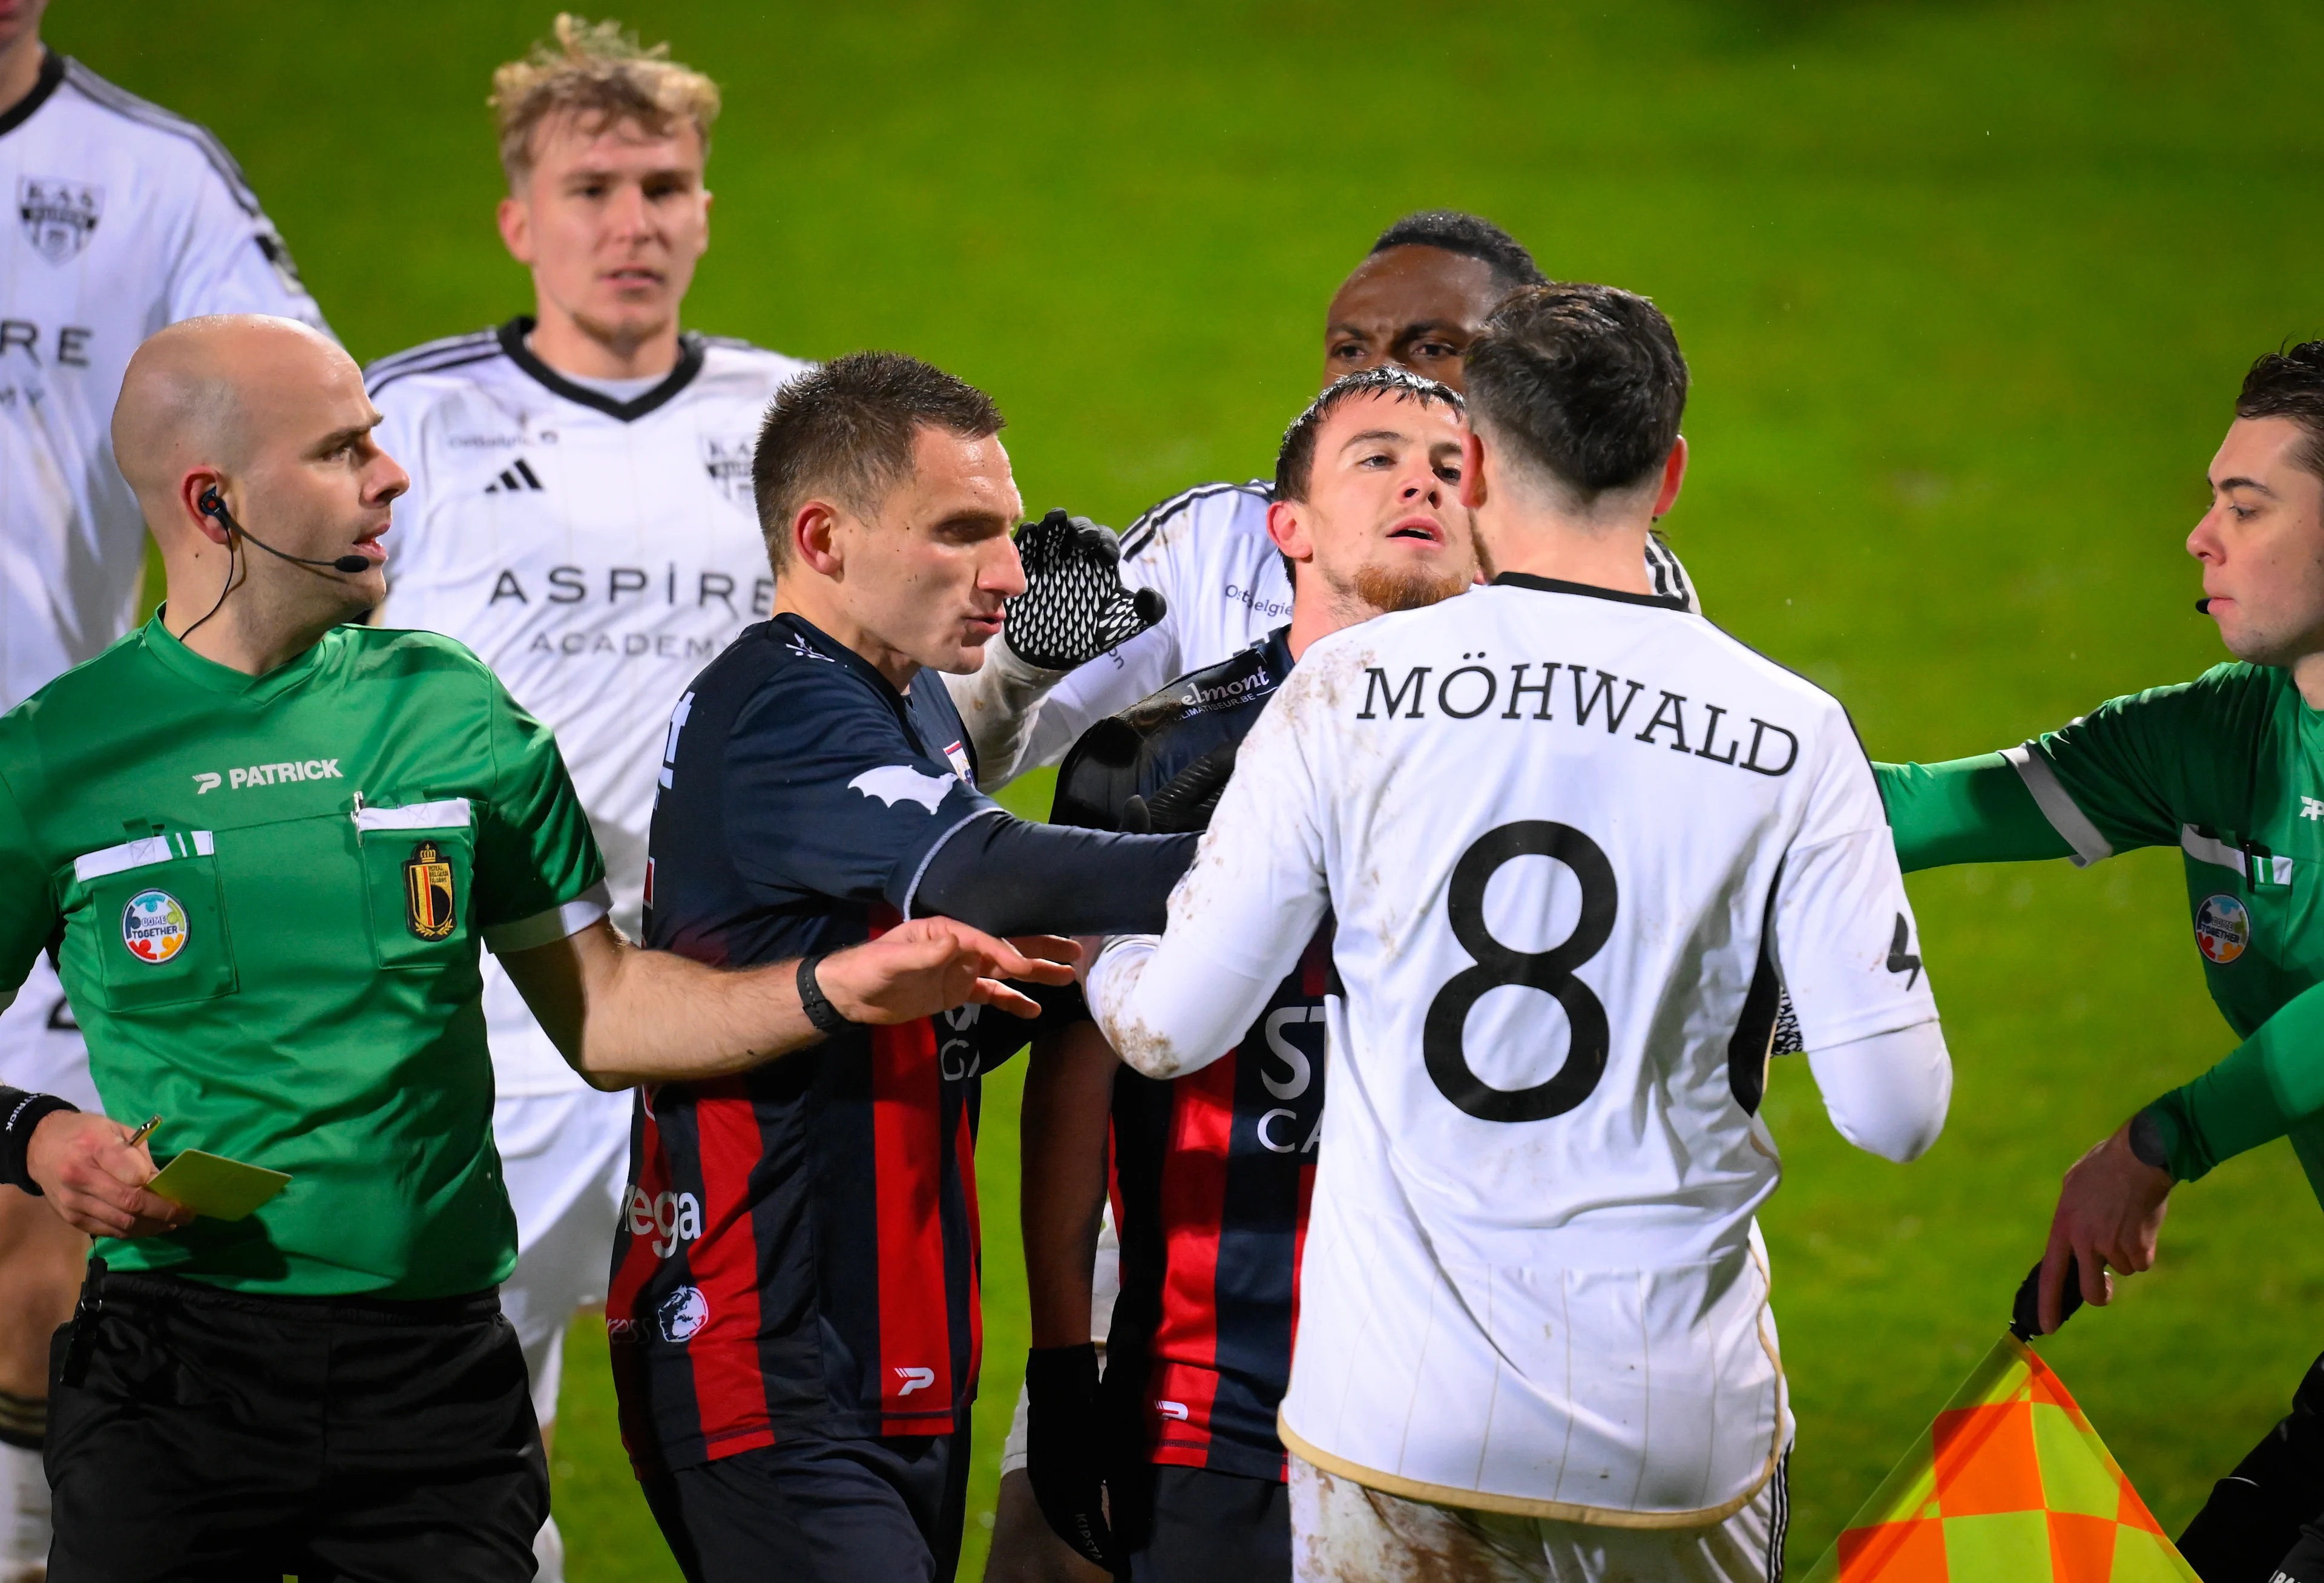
[1802,1334,2197,1581]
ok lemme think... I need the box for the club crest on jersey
[700,435,755,511]
[121,890,189,964]
[403,841,457,941]
[657,1285,709,1343]
[2195,894,2249,964]
[19,178,100,264]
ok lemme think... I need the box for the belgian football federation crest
[121,890,188,964]
[700,435,754,511]
[19,178,101,265]
[403,840,456,941]
[2194,893,2248,964]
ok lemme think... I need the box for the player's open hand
[2037,1121,2171,1334]
[1004,508,1167,671]
[24,1111,194,1239]
[819,920,1081,1024]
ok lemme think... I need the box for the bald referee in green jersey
[0,314,1074,1582]
[1876,341,2324,1583]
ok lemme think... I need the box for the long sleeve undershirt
[910,815,1198,936]
[2144,981,2324,1182]
[1874,755,2073,873]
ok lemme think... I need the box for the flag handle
[2008,1252,2086,1340]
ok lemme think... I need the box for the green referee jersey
[1877,661,2324,1196]
[0,614,605,1298]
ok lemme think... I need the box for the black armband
[1,1085,77,1195]
[796,954,853,1039]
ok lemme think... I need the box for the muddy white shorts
[1287,1447,1789,1583]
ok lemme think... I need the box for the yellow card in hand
[145,1150,291,1221]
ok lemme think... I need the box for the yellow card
[145,1150,291,1221]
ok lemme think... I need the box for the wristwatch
[796,953,853,1038]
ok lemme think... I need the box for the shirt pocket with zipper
[355,798,478,970]
[72,831,238,1013]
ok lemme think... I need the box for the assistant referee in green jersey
[1875,341,2324,1583]
[0,314,1073,1582]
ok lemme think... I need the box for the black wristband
[1,1086,78,1196]
[796,953,853,1038]
[2127,1107,2173,1176]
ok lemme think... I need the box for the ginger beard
[1351,555,1472,615]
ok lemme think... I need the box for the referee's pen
[123,1114,162,1149]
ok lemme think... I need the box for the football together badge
[19,177,101,265]
[403,840,457,941]
[2194,893,2249,964]
[121,890,189,964]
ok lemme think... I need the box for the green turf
[58,1,2324,1573]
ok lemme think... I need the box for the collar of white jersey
[1490,570,1690,611]
[498,316,705,423]
[0,50,64,139]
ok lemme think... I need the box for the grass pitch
[67,2,2324,1573]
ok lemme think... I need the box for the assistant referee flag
[1804,1335,2194,1582]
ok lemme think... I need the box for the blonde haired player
[1088,285,1952,1582]
[366,17,807,1580]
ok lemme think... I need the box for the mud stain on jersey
[1091,945,1189,1079]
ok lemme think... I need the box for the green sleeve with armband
[2141,978,2324,1182]
[1873,755,2075,872]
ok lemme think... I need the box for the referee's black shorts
[640,1429,970,1583]
[45,1266,546,1582]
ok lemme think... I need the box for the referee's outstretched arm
[501,914,1077,1090]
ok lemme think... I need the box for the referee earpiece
[197,487,371,576]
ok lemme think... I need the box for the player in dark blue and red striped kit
[612,352,1196,1583]
[1020,366,1477,1582]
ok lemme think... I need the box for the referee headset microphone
[179,487,371,641]
[199,488,372,574]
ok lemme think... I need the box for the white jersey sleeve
[160,134,327,329]
[1769,733,1938,1052]
[1087,667,1329,1077]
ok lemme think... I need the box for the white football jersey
[1089,574,1937,1522]
[370,320,810,1093]
[0,51,327,713]
[1004,480,1703,773]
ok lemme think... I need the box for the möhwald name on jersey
[1357,656,1800,776]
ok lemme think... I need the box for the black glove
[1006,508,1167,670]
[1121,742,1239,835]
[1023,1342,1119,1570]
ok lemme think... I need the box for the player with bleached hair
[1086,284,1954,1582]
[363,18,805,1579]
